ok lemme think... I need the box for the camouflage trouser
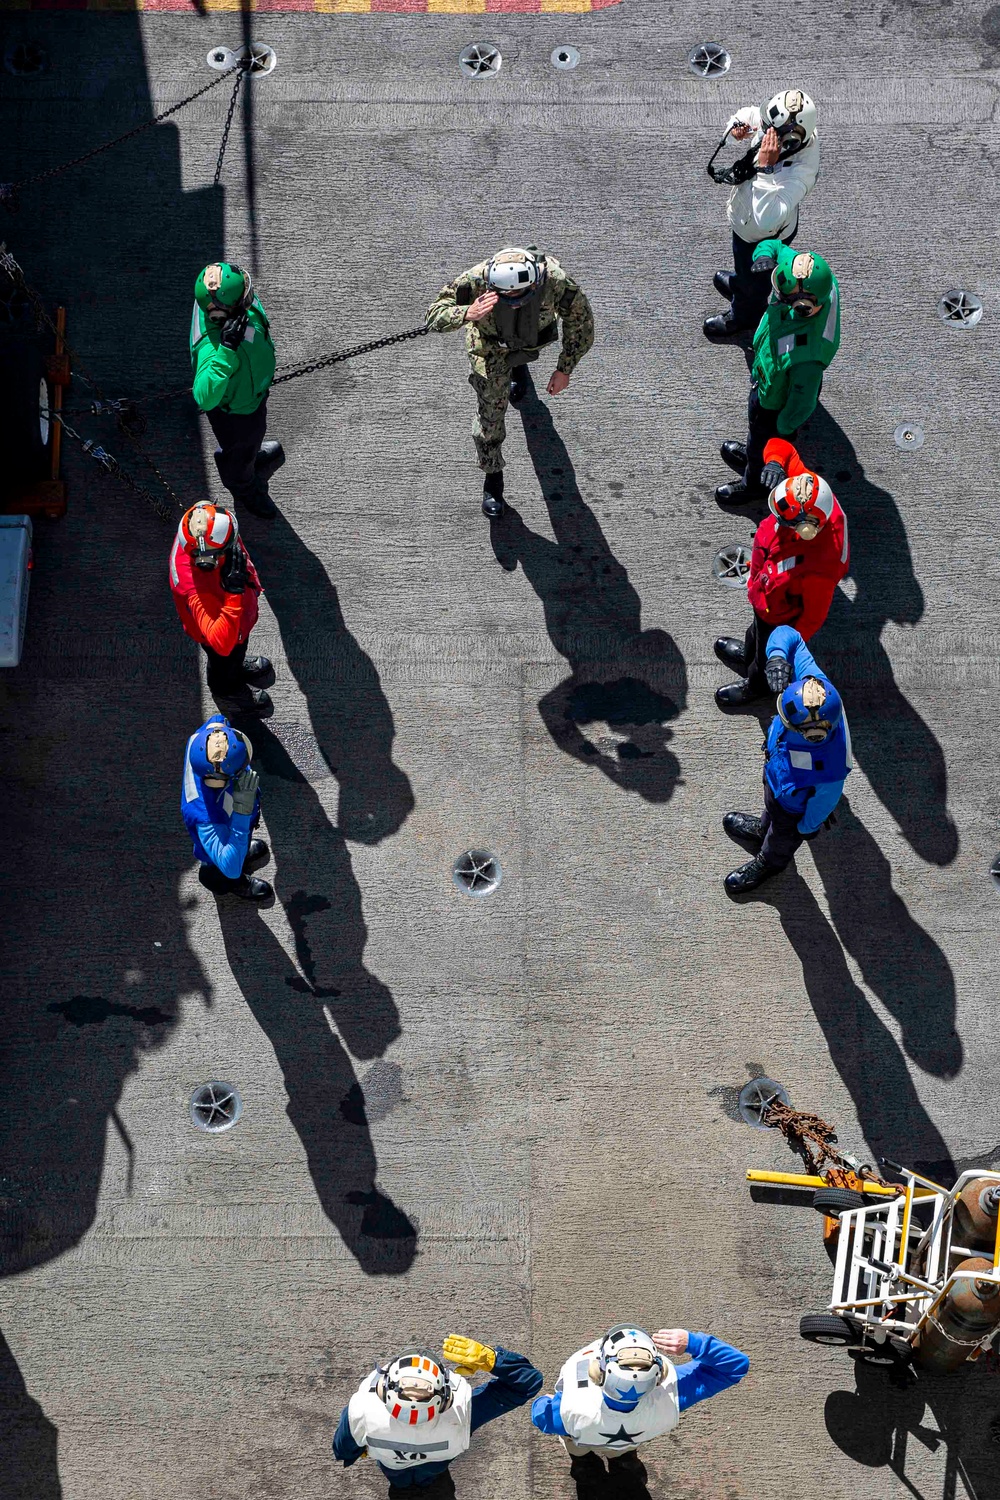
[468,360,510,473]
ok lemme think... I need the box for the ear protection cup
[588,1357,604,1385]
[375,1375,386,1402]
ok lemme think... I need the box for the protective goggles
[205,268,253,322]
[774,512,822,541]
[192,546,229,569]
[771,277,821,316]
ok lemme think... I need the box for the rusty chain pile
[761,1098,893,1186]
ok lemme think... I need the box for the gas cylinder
[952,1178,1000,1252]
[911,1258,1000,1372]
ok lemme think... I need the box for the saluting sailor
[531,1325,748,1485]
[333,1334,542,1491]
[425,246,594,519]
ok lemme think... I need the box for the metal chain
[54,412,173,523]
[761,1100,893,1185]
[94,323,433,409]
[0,66,241,211]
[2,247,184,512]
[271,324,430,386]
[213,68,246,187]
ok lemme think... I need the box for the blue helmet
[777,675,842,745]
[189,716,251,780]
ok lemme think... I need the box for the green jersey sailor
[717,241,840,504]
[190,262,283,519]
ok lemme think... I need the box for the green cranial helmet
[194,262,253,323]
[772,246,833,315]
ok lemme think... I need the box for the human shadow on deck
[0,1332,61,1500]
[824,1356,997,1500]
[219,512,416,1273]
[757,796,960,1177]
[490,372,686,802]
[797,406,958,867]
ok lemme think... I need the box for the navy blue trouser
[200,637,247,699]
[742,610,778,696]
[760,782,805,870]
[206,398,267,502]
[743,383,782,493]
[729,222,797,330]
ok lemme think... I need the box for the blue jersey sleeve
[195,810,252,878]
[531,1391,567,1436]
[332,1404,365,1467]
[765,625,823,682]
[798,778,844,835]
[469,1348,544,1435]
[675,1333,749,1413]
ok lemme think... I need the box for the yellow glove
[442,1334,496,1376]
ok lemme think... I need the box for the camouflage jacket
[425,255,595,378]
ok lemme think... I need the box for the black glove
[765,656,793,695]
[752,254,777,275]
[760,461,787,493]
[220,545,247,595]
[219,311,248,350]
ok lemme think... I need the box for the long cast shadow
[0,25,214,1271]
[242,507,414,844]
[0,1331,61,1500]
[221,509,416,1272]
[825,1356,999,1500]
[756,798,959,1177]
[491,373,686,801]
[796,406,958,867]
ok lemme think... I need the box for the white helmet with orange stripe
[768,469,834,542]
[376,1349,456,1428]
[177,503,238,569]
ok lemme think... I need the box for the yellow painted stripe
[429,0,486,10]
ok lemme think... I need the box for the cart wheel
[799,1313,856,1346]
[856,1341,907,1367]
[811,1187,867,1216]
[0,334,52,498]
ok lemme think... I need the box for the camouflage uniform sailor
[425,247,595,517]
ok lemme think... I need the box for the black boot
[723,811,764,845]
[242,655,272,680]
[214,686,273,718]
[720,439,748,473]
[240,477,277,520]
[715,679,768,709]
[716,477,764,505]
[725,853,781,897]
[714,636,749,673]
[482,472,505,519]
[509,366,529,404]
[245,838,270,869]
[713,270,735,298]
[254,440,285,482]
[198,865,272,901]
[703,311,751,342]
